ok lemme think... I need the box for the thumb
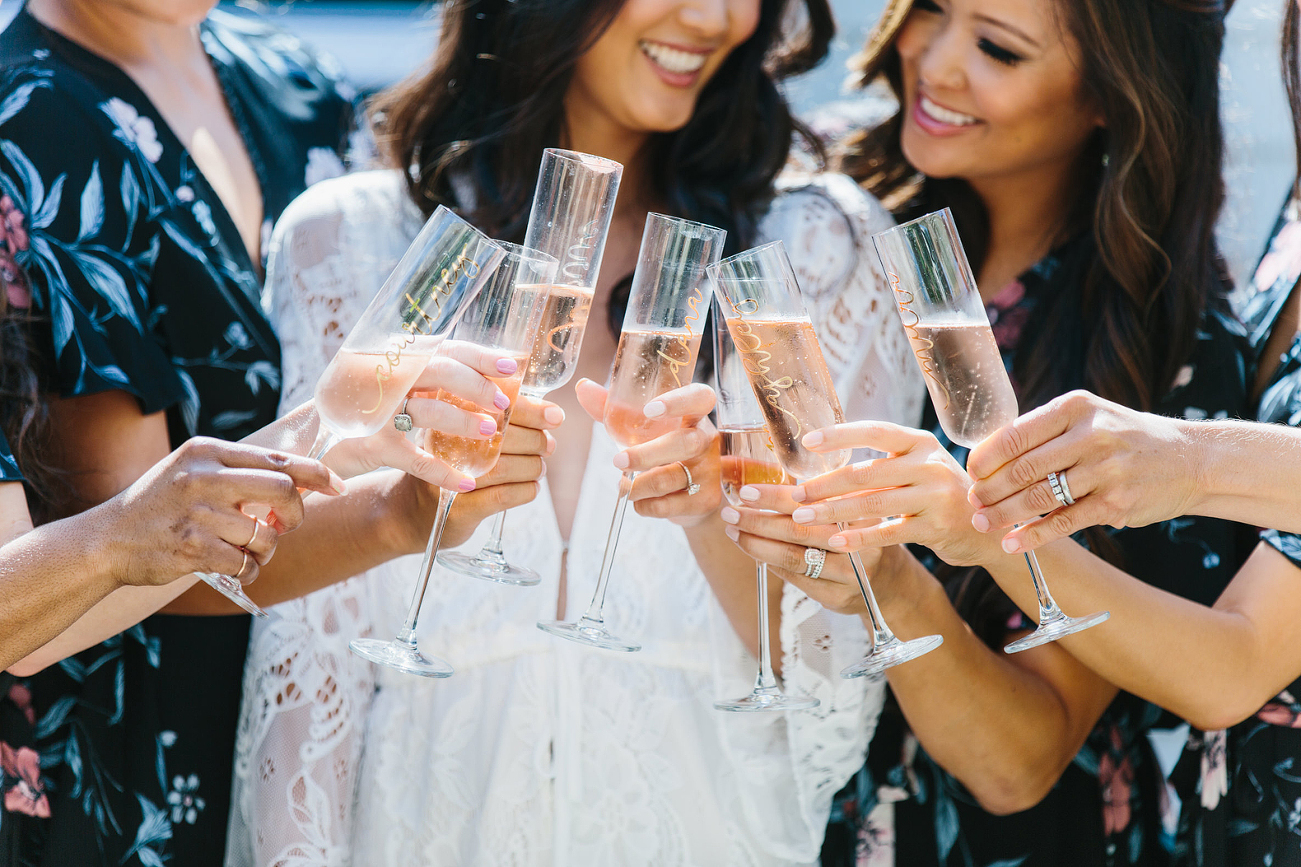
[574,378,608,423]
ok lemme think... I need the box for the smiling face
[566,0,762,144]
[895,0,1103,187]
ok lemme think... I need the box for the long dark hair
[0,283,60,524]
[838,0,1230,644]
[371,0,834,336]
[1286,0,1300,197]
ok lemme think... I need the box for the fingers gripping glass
[201,207,505,618]
[350,242,555,677]
[537,213,725,652]
[871,209,1109,653]
[709,241,944,678]
[440,149,622,587]
[712,298,819,712]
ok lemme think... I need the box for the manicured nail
[739,486,761,502]
[720,506,740,524]
[327,469,347,495]
[479,419,497,437]
[543,405,566,426]
[644,400,666,419]
[1002,537,1021,554]
[613,452,630,470]
[971,513,990,533]
[792,507,815,524]
[790,486,808,503]
[724,525,740,542]
[828,534,847,548]
[493,391,511,411]
[967,489,984,509]
[458,477,477,492]
[496,357,518,375]
[802,431,824,448]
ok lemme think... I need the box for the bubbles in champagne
[722,316,849,480]
[518,283,595,397]
[719,426,792,507]
[315,336,440,438]
[603,327,703,449]
[422,356,527,477]
[907,319,1018,448]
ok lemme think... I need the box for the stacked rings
[1047,471,1076,507]
[803,547,826,579]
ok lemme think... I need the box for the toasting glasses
[349,242,556,676]
[872,208,1109,653]
[537,213,726,652]
[440,149,622,586]
[710,241,944,678]
[200,206,505,618]
[713,300,820,712]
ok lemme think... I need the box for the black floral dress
[823,239,1255,867]
[0,7,352,866]
[1170,192,1301,867]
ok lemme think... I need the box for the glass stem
[478,511,509,561]
[397,489,457,646]
[753,562,779,692]
[839,522,897,651]
[308,427,341,462]
[1022,545,1064,624]
[581,471,635,625]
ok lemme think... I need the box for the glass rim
[708,239,785,274]
[644,211,728,239]
[492,241,559,266]
[877,206,956,236]
[541,148,622,174]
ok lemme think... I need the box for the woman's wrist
[1177,419,1235,519]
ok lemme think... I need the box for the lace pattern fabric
[226,169,924,866]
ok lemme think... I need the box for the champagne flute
[872,208,1109,654]
[710,240,944,678]
[712,299,820,712]
[200,206,504,618]
[537,213,726,651]
[440,149,622,586]
[349,243,555,677]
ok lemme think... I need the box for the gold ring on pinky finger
[236,549,251,581]
[803,547,826,579]
[243,515,259,549]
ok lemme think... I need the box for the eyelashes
[978,38,1023,67]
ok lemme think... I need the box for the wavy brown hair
[371,0,834,337]
[0,284,60,523]
[1286,0,1300,197]
[839,0,1230,415]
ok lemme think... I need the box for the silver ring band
[678,461,701,496]
[1057,470,1075,505]
[803,547,826,579]
[1047,471,1074,508]
[394,398,414,433]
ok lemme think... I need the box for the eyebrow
[972,13,1042,49]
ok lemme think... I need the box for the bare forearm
[879,549,1116,814]
[986,539,1301,729]
[1187,420,1301,533]
[685,514,780,665]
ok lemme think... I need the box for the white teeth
[640,40,708,75]
[920,95,979,126]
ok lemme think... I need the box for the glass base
[348,637,454,678]
[1004,609,1110,654]
[536,619,641,653]
[841,633,944,679]
[438,550,541,587]
[714,689,820,713]
[199,573,267,617]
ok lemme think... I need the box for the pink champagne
[723,316,849,480]
[422,357,527,478]
[603,327,703,449]
[719,426,792,508]
[315,338,438,438]
[518,282,595,397]
[908,319,1018,448]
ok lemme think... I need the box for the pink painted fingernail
[724,526,740,542]
[792,507,815,524]
[458,478,477,492]
[1002,537,1021,554]
[738,486,760,502]
[829,534,847,548]
[612,452,630,470]
[496,357,518,375]
[972,513,991,533]
[720,507,740,524]
[544,405,565,426]
[802,431,824,448]
[479,419,497,437]
[643,400,666,419]
[790,487,808,503]
[493,391,511,411]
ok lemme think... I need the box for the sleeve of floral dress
[0,75,185,412]
[226,176,384,867]
[711,173,924,862]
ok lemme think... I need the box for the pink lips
[910,93,980,137]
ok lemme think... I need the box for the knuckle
[1047,509,1076,538]
[1027,482,1057,514]
[1008,456,1041,489]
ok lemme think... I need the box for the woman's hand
[575,378,722,527]
[104,437,345,588]
[790,421,1004,568]
[392,393,562,553]
[966,390,1200,553]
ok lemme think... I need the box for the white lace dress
[225,168,924,867]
